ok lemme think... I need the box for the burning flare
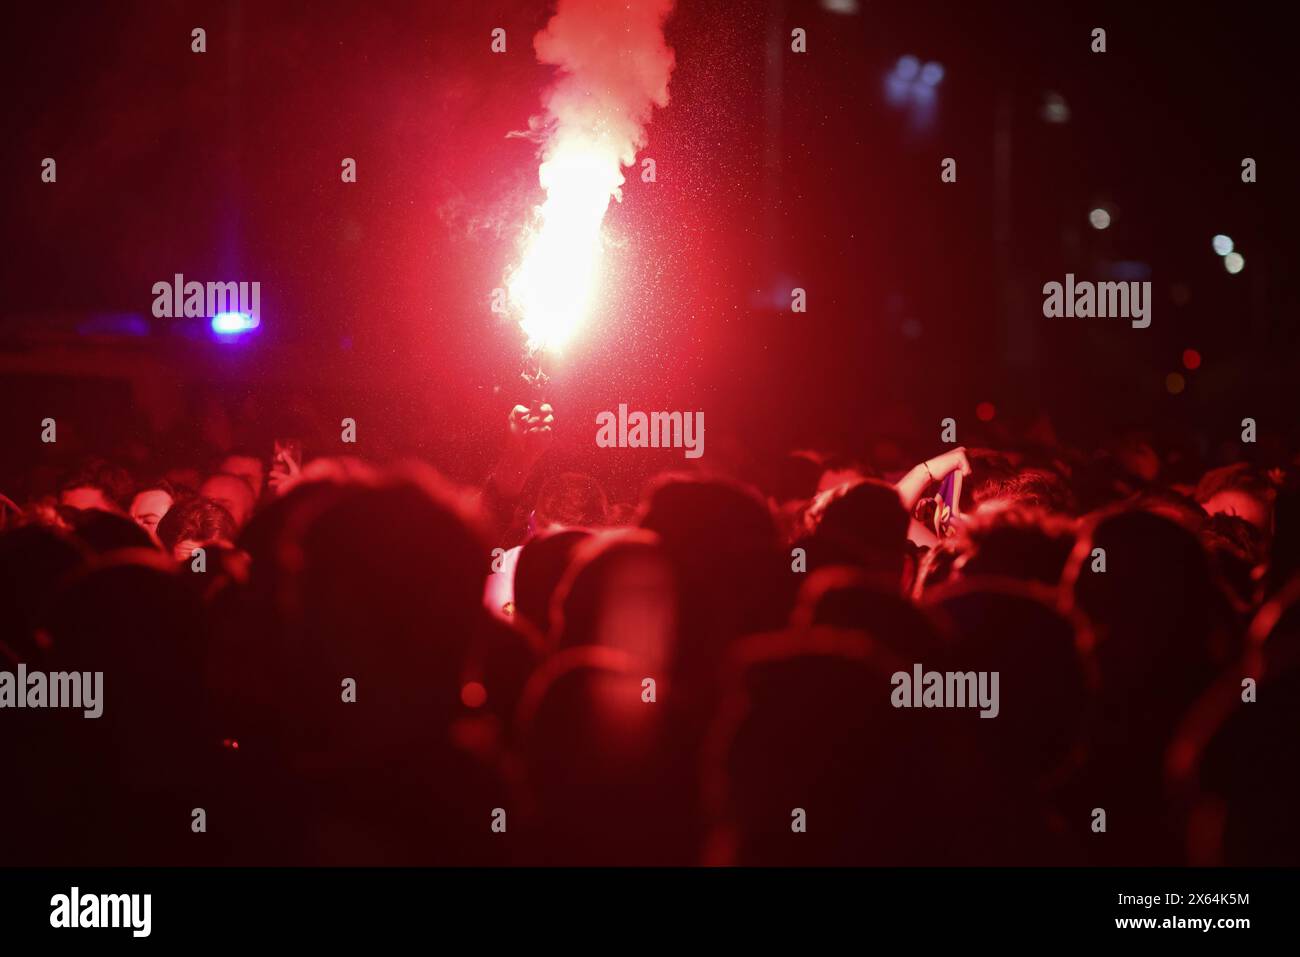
[506,0,676,354]
[507,136,621,351]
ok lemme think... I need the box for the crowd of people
[2,402,1297,866]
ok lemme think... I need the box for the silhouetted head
[514,646,692,864]
[45,552,206,704]
[534,471,608,530]
[281,469,489,736]
[805,478,910,584]
[552,529,678,672]
[513,527,592,635]
[792,565,950,661]
[0,525,88,654]
[924,578,1095,785]
[156,496,237,561]
[639,475,789,667]
[1066,508,1230,701]
[705,627,1018,864]
[959,507,1076,585]
[66,508,156,555]
[766,451,824,505]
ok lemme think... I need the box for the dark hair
[0,525,88,653]
[156,496,236,553]
[1195,463,1275,505]
[970,467,1077,516]
[60,459,134,509]
[1202,513,1266,607]
[534,472,608,529]
[132,478,178,500]
[962,448,1019,498]
[513,528,593,636]
[66,509,155,554]
[961,507,1076,585]
[807,478,909,576]
[1202,512,1265,561]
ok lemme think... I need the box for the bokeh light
[1182,348,1201,370]
[1088,208,1111,230]
[1212,234,1234,256]
[211,311,258,335]
[1041,91,1070,123]
[1224,252,1245,274]
[1166,372,1186,394]
[461,681,488,709]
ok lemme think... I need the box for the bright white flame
[507,134,623,352]
[503,0,676,353]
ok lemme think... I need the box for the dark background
[1,0,1295,497]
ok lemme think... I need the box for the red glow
[222,738,240,751]
[1183,349,1202,370]
[461,681,488,709]
[976,402,996,422]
